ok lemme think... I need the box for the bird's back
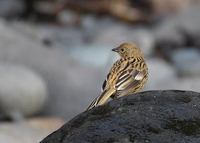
[105,56,148,92]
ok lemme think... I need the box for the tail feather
[87,89,115,110]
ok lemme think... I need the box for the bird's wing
[101,72,110,92]
[87,96,99,110]
[87,60,146,110]
[88,60,129,110]
[115,68,146,93]
[87,88,115,110]
[101,60,129,92]
[87,68,146,110]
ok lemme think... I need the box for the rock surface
[40,90,200,143]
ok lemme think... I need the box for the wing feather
[115,69,145,91]
[88,59,147,110]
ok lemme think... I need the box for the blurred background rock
[0,0,200,142]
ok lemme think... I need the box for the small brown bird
[87,42,148,110]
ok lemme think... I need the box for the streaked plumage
[87,42,148,110]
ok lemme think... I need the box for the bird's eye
[121,48,124,52]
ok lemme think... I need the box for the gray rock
[0,19,102,120]
[40,90,200,143]
[145,58,177,90]
[58,10,80,25]
[0,0,24,18]
[0,64,47,118]
[171,49,200,76]
[174,77,200,92]
[0,117,64,143]
[128,29,155,57]
[9,20,85,49]
[67,44,116,67]
[153,5,200,58]
[145,58,200,92]
[94,23,155,57]
[153,19,184,45]
[175,5,200,33]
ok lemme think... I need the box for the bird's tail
[87,89,115,110]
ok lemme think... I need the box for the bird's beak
[112,47,119,52]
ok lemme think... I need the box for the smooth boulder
[0,64,47,118]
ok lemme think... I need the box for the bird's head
[112,42,143,58]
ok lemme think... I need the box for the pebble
[145,58,177,90]
[171,48,200,76]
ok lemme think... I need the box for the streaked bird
[87,42,148,110]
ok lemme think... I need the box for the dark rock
[0,0,24,19]
[20,0,58,21]
[40,90,200,143]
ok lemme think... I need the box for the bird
[87,42,148,110]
